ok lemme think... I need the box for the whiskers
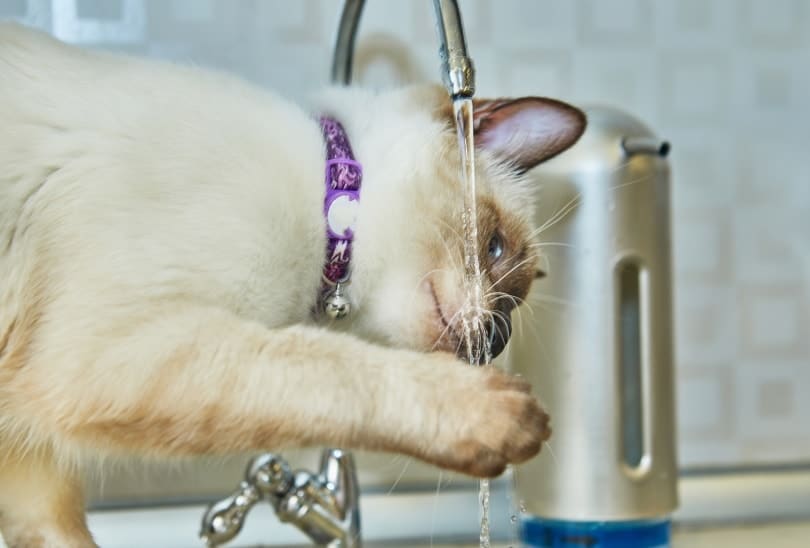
[527,292,578,309]
[529,164,648,240]
[485,290,524,314]
[428,220,493,362]
[529,192,582,240]
[526,241,575,250]
[429,470,444,548]
[386,456,413,495]
[543,440,558,467]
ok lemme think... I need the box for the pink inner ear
[473,98,586,172]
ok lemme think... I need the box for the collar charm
[319,116,362,320]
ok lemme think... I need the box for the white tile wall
[3,0,809,471]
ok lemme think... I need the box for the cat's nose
[486,310,512,360]
[453,308,513,363]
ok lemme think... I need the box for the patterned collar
[319,116,362,320]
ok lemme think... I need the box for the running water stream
[452,97,492,548]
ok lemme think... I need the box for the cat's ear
[473,97,586,173]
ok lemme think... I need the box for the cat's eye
[488,232,504,262]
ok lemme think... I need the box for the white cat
[0,23,585,547]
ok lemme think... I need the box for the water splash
[453,97,491,547]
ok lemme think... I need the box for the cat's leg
[0,446,95,548]
[12,303,549,477]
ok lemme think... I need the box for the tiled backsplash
[5,0,809,469]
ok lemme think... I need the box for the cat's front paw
[434,368,551,478]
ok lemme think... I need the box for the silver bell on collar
[324,282,351,320]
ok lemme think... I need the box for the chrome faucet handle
[199,454,293,547]
[199,450,361,547]
[246,453,294,500]
[199,482,261,547]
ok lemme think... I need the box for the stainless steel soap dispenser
[509,106,678,548]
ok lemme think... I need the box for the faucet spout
[431,0,475,98]
[330,0,476,98]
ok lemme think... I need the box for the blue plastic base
[521,516,671,548]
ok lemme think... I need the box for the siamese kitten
[0,23,585,547]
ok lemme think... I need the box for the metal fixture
[331,0,475,99]
[511,106,678,546]
[200,449,361,547]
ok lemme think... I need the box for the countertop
[411,520,810,548]
[672,521,808,547]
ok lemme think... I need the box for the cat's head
[318,85,585,362]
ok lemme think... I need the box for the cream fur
[0,24,583,547]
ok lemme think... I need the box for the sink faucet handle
[200,453,293,547]
[246,453,294,499]
[199,482,261,547]
[199,450,361,547]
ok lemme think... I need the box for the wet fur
[0,24,583,547]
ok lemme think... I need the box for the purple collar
[319,116,362,320]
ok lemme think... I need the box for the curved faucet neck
[330,0,476,99]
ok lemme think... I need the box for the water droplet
[510,514,518,523]
[519,500,527,514]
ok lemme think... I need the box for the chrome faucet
[331,0,476,99]
[200,449,361,547]
[200,2,476,546]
